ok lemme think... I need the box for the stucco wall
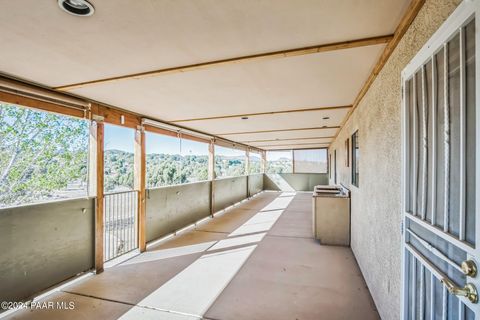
[327,0,461,318]
[264,173,328,191]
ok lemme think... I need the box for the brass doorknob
[441,278,478,303]
[461,260,477,277]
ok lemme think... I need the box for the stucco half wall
[327,0,461,319]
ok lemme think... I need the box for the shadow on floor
[4,192,379,320]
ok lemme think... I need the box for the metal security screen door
[402,1,480,319]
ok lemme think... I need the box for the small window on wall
[344,138,350,167]
[146,132,208,188]
[293,149,327,173]
[266,151,292,173]
[334,149,337,184]
[0,103,89,208]
[249,151,262,174]
[329,153,332,178]
[215,145,246,178]
[351,131,359,187]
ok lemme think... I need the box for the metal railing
[103,190,138,261]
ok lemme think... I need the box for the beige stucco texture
[328,1,462,319]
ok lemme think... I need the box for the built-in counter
[312,185,350,246]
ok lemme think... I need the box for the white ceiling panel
[0,0,411,150]
[249,138,333,147]
[0,0,408,86]
[219,128,339,142]
[263,144,329,150]
[174,107,350,134]
[70,45,383,121]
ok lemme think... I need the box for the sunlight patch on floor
[125,245,257,317]
[116,192,289,319]
[228,210,284,237]
[259,193,295,211]
[121,241,217,266]
[118,305,200,320]
[208,233,266,251]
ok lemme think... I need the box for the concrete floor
[5,191,379,320]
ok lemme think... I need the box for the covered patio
[1,0,479,319]
[5,192,377,320]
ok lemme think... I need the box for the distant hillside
[104,149,255,190]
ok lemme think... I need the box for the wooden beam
[208,140,216,181]
[266,146,329,151]
[219,126,340,136]
[243,136,335,143]
[261,151,267,173]
[55,35,393,91]
[0,87,144,129]
[134,128,147,252]
[92,121,105,273]
[292,149,296,174]
[143,124,211,144]
[143,122,262,153]
[0,90,87,119]
[259,142,330,148]
[91,103,140,129]
[245,148,250,197]
[0,76,268,153]
[336,0,426,137]
[171,105,351,123]
[208,140,215,216]
[245,149,250,175]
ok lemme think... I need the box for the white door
[402,1,480,318]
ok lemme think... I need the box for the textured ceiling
[0,0,410,150]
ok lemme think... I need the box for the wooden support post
[245,149,250,175]
[261,151,267,173]
[134,127,147,252]
[90,121,104,273]
[208,140,215,216]
[292,150,296,174]
[245,148,250,197]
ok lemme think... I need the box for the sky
[104,125,135,152]
[266,150,293,161]
[104,125,321,160]
[105,124,250,156]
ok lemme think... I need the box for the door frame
[400,0,480,318]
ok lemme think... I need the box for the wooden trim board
[55,35,393,91]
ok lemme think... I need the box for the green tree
[1,103,257,207]
[0,104,88,206]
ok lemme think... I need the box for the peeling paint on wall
[328,0,461,318]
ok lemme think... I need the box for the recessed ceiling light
[241,116,249,120]
[58,0,95,16]
[322,116,330,120]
